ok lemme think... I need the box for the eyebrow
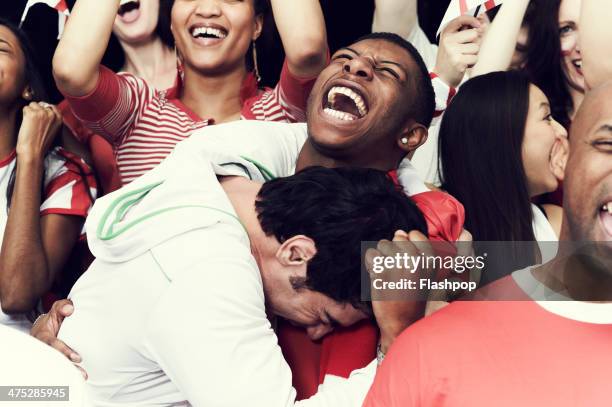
[595,124,612,134]
[336,47,406,76]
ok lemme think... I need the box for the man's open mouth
[322,86,369,122]
[190,25,228,41]
[600,202,612,238]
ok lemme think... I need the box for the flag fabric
[436,0,503,37]
[20,0,70,39]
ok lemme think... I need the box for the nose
[306,324,334,341]
[194,0,222,18]
[552,119,568,139]
[342,56,374,81]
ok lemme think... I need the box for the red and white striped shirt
[0,146,96,333]
[64,62,317,185]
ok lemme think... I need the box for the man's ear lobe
[276,235,317,266]
[397,124,428,155]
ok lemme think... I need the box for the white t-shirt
[59,144,376,406]
[0,148,96,333]
[405,23,439,70]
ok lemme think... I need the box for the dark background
[0,0,450,102]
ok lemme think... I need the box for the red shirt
[364,274,612,406]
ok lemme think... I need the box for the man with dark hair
[34,31,467,399]
[55,139,428,405]
[362,83,612,406]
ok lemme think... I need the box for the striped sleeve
[40,148,97,219]
[243,60,318,123]
[63,66,156,146]
[429,72,457,119]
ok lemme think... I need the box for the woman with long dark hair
[473,0,583,129]
[53,0,328,186]
[439,71,567,282]
[0,19,96,332]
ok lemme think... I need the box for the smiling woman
[52,0,329,187]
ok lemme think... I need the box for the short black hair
[356,32,435,127]
[255,166,428,306]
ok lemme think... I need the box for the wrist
[15,149,45,167]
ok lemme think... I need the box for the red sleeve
[58,100,95,144]
[242,59,321,123]
[40,148,97,220]
[411,190,465,243]
[62,66,155,145]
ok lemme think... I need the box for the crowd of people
[0,0,610,405]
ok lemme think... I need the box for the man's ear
[397,123,428,156]
[276,235,317,267]
[551,136,569,181]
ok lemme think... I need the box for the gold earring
[23,89,32,101]
[252,41,261,84]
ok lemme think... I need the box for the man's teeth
[192,27,227,39]
[327,86,367,117]
[323,107,356,121]
[603,203,612,214]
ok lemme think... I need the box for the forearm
[471,0,530,77]
[372,0,418,38]
[53,0,121,96]
[271,0,328,77]
[0,155,48,313]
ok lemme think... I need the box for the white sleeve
[143,255,374,407]
[405,23,438,70]
[179,121,308,181]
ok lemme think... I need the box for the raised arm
[52,0,121,96]
[271,0,328,78]
[372,0,418,39]
[0,104,84,314]
[470,0,531,77]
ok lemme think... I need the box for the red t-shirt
[62,61,317,188]
[364,274,612,406]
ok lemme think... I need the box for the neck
[180,64,248,124]
[219,176,269,268]
[535,235,612,301]
[569,88,585,121]
[296,139,397,172]
[0,106,19,159]
[121,37,176,90]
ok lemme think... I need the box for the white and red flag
[437,0,503,37]
[20,0,70,39]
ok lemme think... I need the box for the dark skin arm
[0,103,83,314]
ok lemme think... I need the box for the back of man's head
[255,166,428,306]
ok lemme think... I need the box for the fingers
[444,15,481,34]
[452,28,481,45]
[49,337,82,364]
